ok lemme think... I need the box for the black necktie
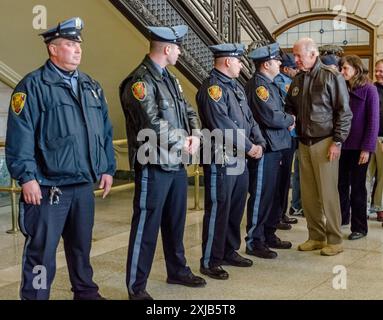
[162,70,177,96]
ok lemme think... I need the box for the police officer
[120,25,206,300]
[274,53,299,98]
[321,54,340,70]
[273,53,299,228]
[196,44,266,280]
[5,17,116,300]
[245,43,295,259]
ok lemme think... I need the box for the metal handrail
[0,139,203,234]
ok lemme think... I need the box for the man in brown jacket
[285,38,352,256]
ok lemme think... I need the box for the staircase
[109,0,274,85]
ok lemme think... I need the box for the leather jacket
[119,55,201,170]
[285,58,352,144]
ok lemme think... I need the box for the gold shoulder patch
[208,85,222,102]
[11,92,27,115]
[285,84,290,93]
[131,82,147,101]
[256,86,269,102]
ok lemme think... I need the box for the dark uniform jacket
[196,68,266,163]
[285,58,352,144]
[246,72,294,152]
[6,60,116,187]
[119,55,201,171]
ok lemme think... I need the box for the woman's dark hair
[340,55,371,90]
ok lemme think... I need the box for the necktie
[162,70,177,96]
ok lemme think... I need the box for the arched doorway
[273,14,374,72]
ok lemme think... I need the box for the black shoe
[282,214,298,224]
[129,289,153,301]
[246,246,277,259]
[267,237,292,249]
[222,252,253,267]
[276,222,292,230]
[167,273,206,287]
[200,266,229,280]
[73,293,107,300]
[348,232,366,240]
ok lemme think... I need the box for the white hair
[295,38,319,56]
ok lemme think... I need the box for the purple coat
[342,83,379,152]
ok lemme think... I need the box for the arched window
[274,15,374,71]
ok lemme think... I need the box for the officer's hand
[184,136,200,155]
[288,115,296,132]
[99,174,113,199]
[359,151,370,165]
[188,136,201,155]
[328,143,341,162]
[254,145,263,159]
[22,180,42,206]
[247,144,259,159]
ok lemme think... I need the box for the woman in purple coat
[339,55,379,240]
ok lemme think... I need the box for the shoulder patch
[131,82,147,101]
[208,85,222,102]
[292,87,300,97]
[256,86,269,102]
[285,84,290,93]
[11,92,27,115]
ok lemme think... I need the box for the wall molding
[0,61,21,88]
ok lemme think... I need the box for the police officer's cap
[40,17,84,44]
[209,43,245,58]
[147,25,188,44]
[280,53,296,68]
[248,43,281,62]
[321,54,339,66]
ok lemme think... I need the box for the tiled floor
[0,187,383,300]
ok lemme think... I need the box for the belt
[299,136,330,146]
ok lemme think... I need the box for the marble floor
[0,186,383,300]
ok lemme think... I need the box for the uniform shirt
[246,71,294,152]
[196,68,266,163]
[51,62,79,97]
[6,60,116,186]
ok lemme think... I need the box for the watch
[334,141,342,147]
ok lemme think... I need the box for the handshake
[288,115,296,132]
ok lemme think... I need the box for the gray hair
[295,38,319,56]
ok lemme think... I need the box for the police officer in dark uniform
[196,44,266,280]
[245,43,295,259]
[273,53,299,228]
[120,25,206,300]
[5,17,116,300]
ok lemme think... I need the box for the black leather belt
[300,136,330,146]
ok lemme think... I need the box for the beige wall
[0,0,199,140]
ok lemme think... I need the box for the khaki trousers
[299,137,343,245]
[367,139,383,211]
